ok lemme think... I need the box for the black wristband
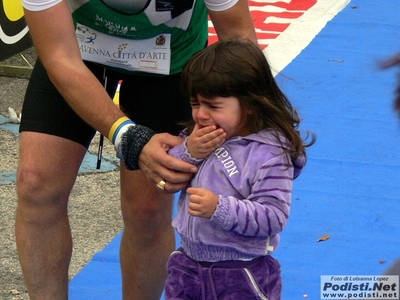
[120,125,156,170]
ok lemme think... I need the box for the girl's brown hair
[181,39,315,159]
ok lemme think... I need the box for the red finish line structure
[208,0,318,50]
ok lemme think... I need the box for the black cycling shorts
[20,59,192,148]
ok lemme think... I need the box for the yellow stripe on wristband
[108,116,130,142]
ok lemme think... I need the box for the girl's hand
[187,124,226,159]
[187,187,219,218]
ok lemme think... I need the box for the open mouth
[198,124,219,129]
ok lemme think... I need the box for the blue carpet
[69,1,400,299]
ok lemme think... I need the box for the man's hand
[187,187,219,219]
[187,125,226,159]
[139,133,198,193]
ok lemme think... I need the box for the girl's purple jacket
[168,129,306,262]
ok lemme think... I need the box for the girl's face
[191,95,250,139]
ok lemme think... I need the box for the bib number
[76,24,171,75]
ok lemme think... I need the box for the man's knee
[122,194,172,224]
[17,166,69,225]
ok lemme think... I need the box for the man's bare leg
[15,132,87,300]
[120,166,175,300]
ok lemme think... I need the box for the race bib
[76,24,171,75]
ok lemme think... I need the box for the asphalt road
[0,48,124,300]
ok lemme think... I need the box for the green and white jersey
[71,0,207,74]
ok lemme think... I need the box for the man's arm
[208,0,258,43]
[24,1,123,136]
[24,1,197,191]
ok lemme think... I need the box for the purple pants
[165,248,282,300]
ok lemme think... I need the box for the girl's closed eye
[207,104,220,109]
[203,99,223,110]
[190,100,199,107]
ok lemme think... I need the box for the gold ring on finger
[157,180,166,190]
